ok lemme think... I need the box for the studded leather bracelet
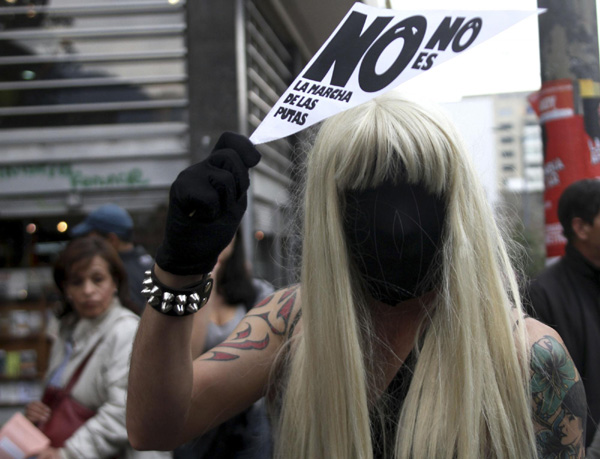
[141,266,213,316]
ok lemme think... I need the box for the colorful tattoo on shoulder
[246,285,299,336]
[200,286,300,362]
[530,335,586,458]
[201,321,270,362]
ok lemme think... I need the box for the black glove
[155,132,261,275]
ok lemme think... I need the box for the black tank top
[372,350,415,458]
[287,309,416,458]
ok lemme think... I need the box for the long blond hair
[275,93,537,458]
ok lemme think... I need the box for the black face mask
[344,180,446,305]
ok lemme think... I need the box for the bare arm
[126,266,201,450]
[127,280,300,450]
[527,320,586,458]
[126,132,264,449]
[190,302,211,359]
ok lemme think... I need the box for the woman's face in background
[64,255,116,319]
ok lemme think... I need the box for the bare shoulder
[524,317,586,458]
[524,316,562,346]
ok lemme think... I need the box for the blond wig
[275,92,537,458]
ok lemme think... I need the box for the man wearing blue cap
[71,204,154,313]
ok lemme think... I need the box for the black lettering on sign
[307,84,320,95]
[358,15,427,92]
[424,16,482,54]
[303,12,393,87]
[425,17,466,51]
[284,93,300,105]
[274,106,308,125]
[452,18,482,52]
[293,80,310,92]
[283,92,319,110]
[411,52,437,71]
[423,53,437,70]
[411,52,427,69]
[297,97,318,110]
[306,83,353,103]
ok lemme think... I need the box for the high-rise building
[443,92,546,274]
[493,92,544,193]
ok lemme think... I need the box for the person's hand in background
[37,446,61,459]
[24,400,51,425]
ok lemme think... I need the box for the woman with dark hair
[25,235,170,459]
[175,229,273,458]
[190,229,272,357]
[52,235,138,317]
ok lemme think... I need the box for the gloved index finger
[213,131,261,168]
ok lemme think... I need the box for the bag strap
[63,339,103,394]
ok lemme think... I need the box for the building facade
[493,92,544,193]
[0,0,369,418]
[0,0,360,287]
[443,92,546,275]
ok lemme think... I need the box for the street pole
[538,0,599,82]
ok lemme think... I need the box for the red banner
[532,79,600,258]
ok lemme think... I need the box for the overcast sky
[387,0,543,102]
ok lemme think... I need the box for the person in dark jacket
[527,178,600,448]
[71,204,154,314]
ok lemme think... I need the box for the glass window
[0,1,187,129]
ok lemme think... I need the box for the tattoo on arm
[219,332,270,351]
[254,293,275,308]
[530,335,586,458]
[235,323,252,339]
[246,285,299,336]
[204,351,239,361]
[200,286,300,362]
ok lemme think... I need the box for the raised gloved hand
[155,132,261,275]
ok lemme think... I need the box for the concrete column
[537,0,600,82]
[186,0,242,164]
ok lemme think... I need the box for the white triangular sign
[250,2,543,145]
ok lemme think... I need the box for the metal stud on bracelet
[141,267,213,316]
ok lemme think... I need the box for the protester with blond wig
[127,93,586,458]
